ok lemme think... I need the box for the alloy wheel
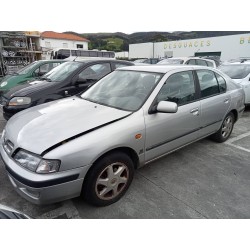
[221,116,233,138]
[95,162,129,200]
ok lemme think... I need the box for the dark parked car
[1,59,134,119]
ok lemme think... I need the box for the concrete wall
[129,33,250,60]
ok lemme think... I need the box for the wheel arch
[82,147,139,188]
[229,109,238,123]
[92,147,140,170]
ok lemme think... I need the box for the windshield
[81,70,162,111]
[42,62,82,81]
[16,61,38,75]
[219,65,250,79]
[157,59,184,65]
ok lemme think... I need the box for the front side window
[34,64,50,76]
[156,71,196,105]
[42,62,82,81]
[196,70,220,98]
[39,63,50,73]
[114,63,130,69]
[81,70,162,111]
[52,62,61,68]
[79,63,111,80]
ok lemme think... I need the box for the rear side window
[196,59,208,66]
[206,61,214,67]
[215,73,226,92]
[157,71,196,105]
[196,70,220,98]
[186,59,196,65]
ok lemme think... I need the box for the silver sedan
[0,65,245,206]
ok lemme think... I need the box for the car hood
[5,97,131,155]
[3,80,53,99]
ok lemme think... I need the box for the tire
[83,152,134,206]
[211,112,235,143]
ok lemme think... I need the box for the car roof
[221,62,250,66]
[72,58,133,64]
[117,65,213,74]
[35,59,66,63]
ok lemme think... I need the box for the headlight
[0,81,8,87]
[14,150,41,172]
[36,159,60,174]
[9,97,31,106]
[14,149,60,173]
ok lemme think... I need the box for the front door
[63,62,112,97]
[144,70,201,162]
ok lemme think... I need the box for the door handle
[190,108,199,116]
[224,98,229,103]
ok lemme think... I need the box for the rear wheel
[211,112,235,143]
[83,152,134,206]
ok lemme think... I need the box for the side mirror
[156,101,178,113]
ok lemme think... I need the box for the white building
[40,31,89,59]
[129,33,250,61]
[115,51,129,58]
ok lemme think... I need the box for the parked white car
[157,57,216,68]
[218,61,250,105]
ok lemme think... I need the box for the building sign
[164,40,211,50]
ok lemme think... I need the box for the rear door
[144,70,201,162]
[195,69,230,136]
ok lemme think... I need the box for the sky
[1,0,249,34]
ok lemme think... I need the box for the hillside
[64,31,250,52]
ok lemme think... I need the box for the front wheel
[211,112,235,143]
[83,152,134,206]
